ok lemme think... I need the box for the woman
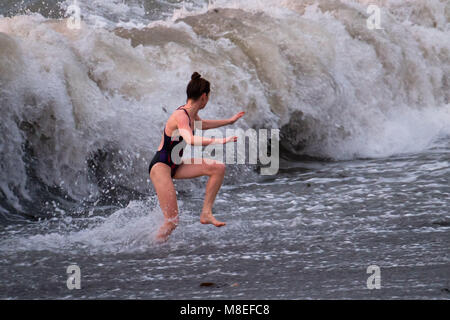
[149,72,245,242]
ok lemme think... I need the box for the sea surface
[0,0,449,299]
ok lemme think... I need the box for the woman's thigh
[150,163,178,219]
[173,158,224,180]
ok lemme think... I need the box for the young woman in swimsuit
[149,72,245,242]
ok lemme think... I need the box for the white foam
[1,200,164,253]
[0,0,449,211]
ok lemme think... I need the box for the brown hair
[186,72,210,101]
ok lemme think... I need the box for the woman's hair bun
[191,72,201,81]
[187,72,210,100]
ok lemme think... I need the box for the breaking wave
[0,0,449,216]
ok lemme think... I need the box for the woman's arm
[195,111,245,130]
[176,112,237,146]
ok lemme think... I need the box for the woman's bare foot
[200,212,226,227]
[155,218,178,243]
[155,234,169,243]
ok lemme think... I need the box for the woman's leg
[173,158,226,227]
[150,163,179,242]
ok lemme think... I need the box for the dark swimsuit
[148,106,194,177]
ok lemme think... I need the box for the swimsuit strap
[177,106,192,126]
[164,106,192,136]
[177,106,194,134]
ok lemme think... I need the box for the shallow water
[1,137,448,299]
[1,0,449,299]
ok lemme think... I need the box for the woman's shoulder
[169,106,186,117]
[169,106,189,123]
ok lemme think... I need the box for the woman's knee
[215,161,226,174]
[206,160,225,176]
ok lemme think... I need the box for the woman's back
[157,106,193,152]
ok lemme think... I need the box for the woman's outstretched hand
[229,111,245,124]
[223,136,238,144]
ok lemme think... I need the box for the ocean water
[0,0,449,299]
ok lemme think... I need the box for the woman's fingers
[231,111,245,123]
[236,111,245,120]
[223,136,238,143]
